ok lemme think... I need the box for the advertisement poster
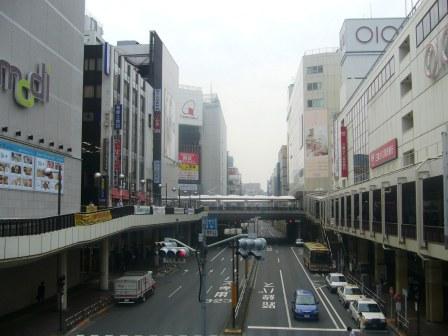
[178,86,203,127]
[304,110,329,178]
[0,139,64,193]
[112,135,122,187]
[178,152,199,181]
[164,89,178,161]
[341,126,348,177]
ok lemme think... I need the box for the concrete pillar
[359,191,363,233]
[425,259,444,322]
[369,188,374,233]
[416,173,429,249]
[374,243,385,284]
[351,193,355,230]
[397,178,405,243]
[395,250,408,295]
[59,252,68,311]
[381,182,389,239]
[100,238,109,290]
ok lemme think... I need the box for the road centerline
[210,247,227,262]
[279,269,292,328]
[220,267,226,275]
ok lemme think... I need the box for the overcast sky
[86,0,408,189]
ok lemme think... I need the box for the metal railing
[372,220,382,233]
[424,226,444,243]
[402,224,417,239]
[386,222,398,236]
[345,272,386,310]
[64,295,113,331]
[397,311,410,331]
[362,220,369,231]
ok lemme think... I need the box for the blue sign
[104,42,111,76]
[203,216,218,237]
[114,104,122,130]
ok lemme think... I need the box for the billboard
[178,86,203,127]
[178,152,199,182]
[0,139,64,193]
[304,109,328,178]
[163,89,178,161]
[370,138,398,169]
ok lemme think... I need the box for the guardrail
[64,295,113,331]
[0,206,203,238]
[345,272,386,309]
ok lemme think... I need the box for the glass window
[430,3,439,30]
[439,0,448,18]
[95,85,102,98]
[296,295,316,305]
[88,58,96,71]
[96,58,103,72]
[84,59,89,71]
[306,65,323,74]
[83,85,94,98]
[423,12,431,38]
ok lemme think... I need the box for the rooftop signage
[0,60,50,108]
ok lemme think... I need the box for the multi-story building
[242,182,264,196]
[177,85,203,193]
[117,35,180,204]
[307,0,448,323]
[287,49,341,204]
[82,17,153,207]
[0,0,84,218]
[201,94,227,195]
[227,167,242,195]
[278,145,289,195]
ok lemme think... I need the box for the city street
[74,246,238,336]
[246,245,391,336]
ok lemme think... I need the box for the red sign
[179,152,199,164]
[154,111,161,133]
[341,126,348,177]
[370,138,398,169]
[111,188,129,200]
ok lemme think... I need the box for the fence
[64,295,113,331]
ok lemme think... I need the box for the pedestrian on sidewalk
[36,281,45,303]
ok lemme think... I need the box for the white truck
[113,271,156,303]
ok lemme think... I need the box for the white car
[325,273,348,293]
[348,298,387,330]
[295,238,304,247]
[337,284,365,308]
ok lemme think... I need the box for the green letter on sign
[14,79,35,108]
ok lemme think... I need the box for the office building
[278,145,289,195]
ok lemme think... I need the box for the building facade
[307,0,448,323]
[82,21,153,207]
[287,50,341,201]
[201,94,227,195]
[242,182,264,196]
[278,145,289,195]
[0,0,84,217]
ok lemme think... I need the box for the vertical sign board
[114,104,122,130]
[103,42,111,76]
[112,135,121,187]
[203,216,218,237]
[442,130,448,248]
[153,160,161,184]
[341,126,348,177]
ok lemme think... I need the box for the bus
[303,242,332,272]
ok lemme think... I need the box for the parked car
[337,284,365,308]
[295,238,304,247]
[113,271,156,303]
[291,289,319,320]
[348,298,387,330]
[325,273,348,293]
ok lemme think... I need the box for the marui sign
[370,138,398,169]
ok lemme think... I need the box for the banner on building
[153,89,162,112]
[370,138,398,169]
[154,111,161,133]
[304,110,329,178]
[178,152,199,181]
[112,135,122,187]
[153,160,161,184]
[0,139,64,193]
[341,126,348,177]
[74,210,112,226]
[114,104,122,130]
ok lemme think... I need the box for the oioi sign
[0,60,50,108]
[424,25,448,78]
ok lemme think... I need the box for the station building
[306,0,448,323]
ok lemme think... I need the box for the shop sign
[114,104,122,130]
[424,25,448,78]
[370,138,398,169]
[153,160,161,184]
[340,126,348,177]
[0,60,50,108]
[153,88,162,112]
[355,25,398,44]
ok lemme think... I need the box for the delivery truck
[113,271,156,303]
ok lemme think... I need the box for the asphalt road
[246,245,391,336]
[74,246,239,336]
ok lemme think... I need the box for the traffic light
[57,275,65,294]
[156,241,190,261]
[176,247,189,258]
[237,238,267,260]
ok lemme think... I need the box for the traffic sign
[203,216,218,237]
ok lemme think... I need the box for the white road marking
[225,276,230,281]
[168,285,182,298]
[247,325,342,331]
[221,257,225,262]
[209,268,214,273]
[318,287,347,329]
[289,247,340,329]
[220,267,227,275]
[277,257,280,263]
[279,270,292,328]
[207,286,213,294]
[211,247,227,262]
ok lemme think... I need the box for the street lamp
[159,183,168,206]
[119,173,125,206]
[172,186,180,207]
[140,179,146,205]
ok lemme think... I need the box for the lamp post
[158,183,168,206]
[140,179,146,205]
[119,173,125,206]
